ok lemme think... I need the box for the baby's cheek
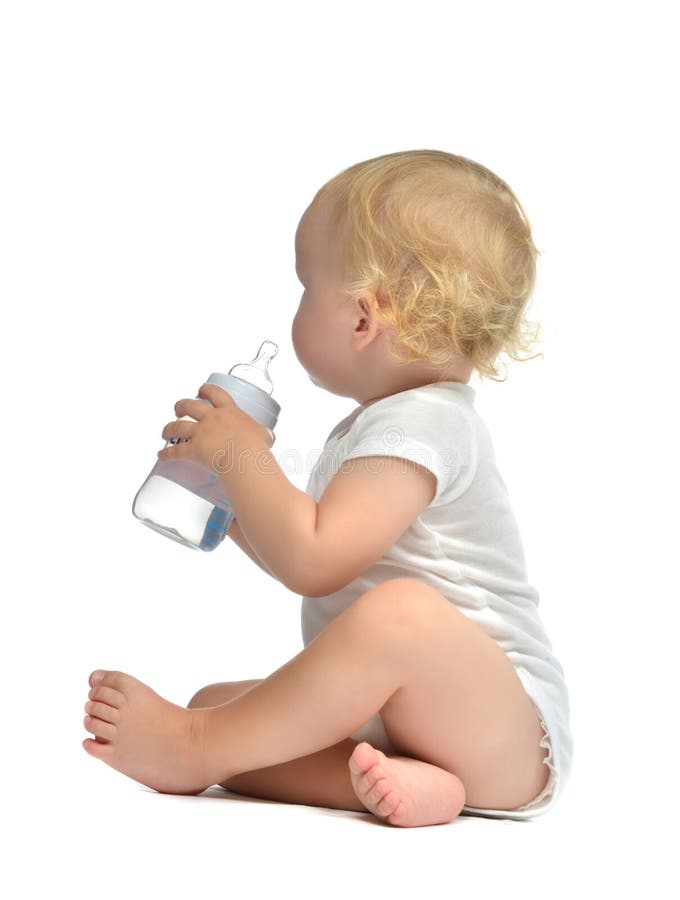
[291,309,307,356]
[292,312,317,365]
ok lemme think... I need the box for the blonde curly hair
[309,149,543,382]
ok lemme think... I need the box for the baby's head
[292,149,541,400]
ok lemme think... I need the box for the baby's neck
[355,356,472,408]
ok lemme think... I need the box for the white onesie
[300,380,573,820]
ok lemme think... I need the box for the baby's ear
[355,297,369,332]
[354,293,381,323]
[354,293,385,349]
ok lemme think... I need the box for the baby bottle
[132,340,280,551]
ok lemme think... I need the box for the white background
[2,1,677,896]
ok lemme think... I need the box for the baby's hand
[157,383,274,472]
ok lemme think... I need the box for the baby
[82,149,573,827]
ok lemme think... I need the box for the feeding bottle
[132,340,280,551]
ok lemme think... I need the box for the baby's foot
[82,670,214,795]
[348,741,466,827]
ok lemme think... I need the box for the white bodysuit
[300,381,573,819]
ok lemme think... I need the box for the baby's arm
[227,517,278,580]
[218,445,436,597]
[304,457,436,596]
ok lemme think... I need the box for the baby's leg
[187,680,365,811]
[83,577,512,824]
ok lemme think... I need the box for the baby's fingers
[161,417,196,443]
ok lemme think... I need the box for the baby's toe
[83,714,116,741]
[374,789,402,819]
[363,770,391,805]
[348,741,383,775]
[356,762,385,796]
[90,669,137,694]
[89,670,106,688]
[82,737,115,759]
[84,699,119,724]
[89,684,125,708]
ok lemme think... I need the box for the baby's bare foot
[348,741,466,827]
[82,669,214,795]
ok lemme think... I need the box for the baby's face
[291,197,357,393]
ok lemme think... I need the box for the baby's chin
[308,373,354,401]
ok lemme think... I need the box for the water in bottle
[132,341,280,551]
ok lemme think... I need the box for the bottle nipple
[228,340,279,395]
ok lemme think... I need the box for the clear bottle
[132,341,280,551]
